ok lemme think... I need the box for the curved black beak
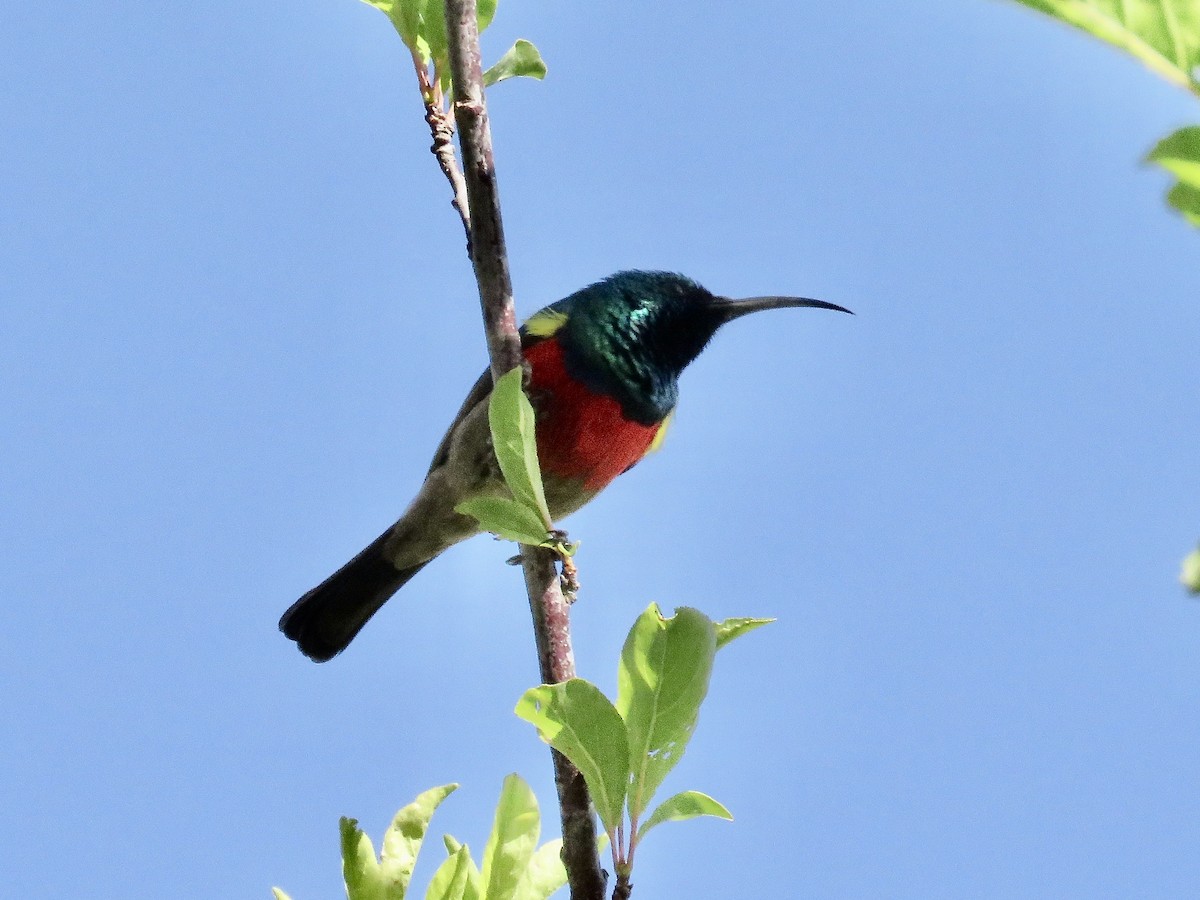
[713,294,854,323]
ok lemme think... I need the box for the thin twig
[441,3,606,899]
[410,49,471,241]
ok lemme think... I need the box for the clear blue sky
[3,1,1199,897]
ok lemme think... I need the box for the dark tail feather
[279,532,430,662]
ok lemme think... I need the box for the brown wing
[424,327,556,475]
[426,368,492,475]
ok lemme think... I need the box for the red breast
[525,337,660,492]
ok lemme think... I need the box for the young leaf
[1166,181,1200,224]
[1148,126,1200,185]
[455,496,549,546]
[423,0,450,86]
[477,0,497,33]
[360,0,427,60]
[379,784,460,898]
[341,817,386,900]
[425,845,472,900]
[512,834,609,900]
[419,0,498,93]
[488,368,553,527]
[1147,126,1200,225]
[480,775,540,900]
[361,0,503,89]
[1182,545,1200,594]
[440,836,482,900]
[616,605,717,821]
[515,680,630,833]
[399,0,431,63]
[1008,0,1200,93]
[511,839,565,900]
[635,790,733,842]
[483,40,548,87]
[713,616,774,650]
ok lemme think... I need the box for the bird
[280,270,850,661]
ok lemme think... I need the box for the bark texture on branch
[441,4,607,898]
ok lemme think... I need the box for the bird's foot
[506,533,580,600]
[543,530,581,602]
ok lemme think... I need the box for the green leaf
[713,617,774,650]
[480,775,540,900]
[401,0,431,62]
[477,0,497,34]
[423,1,450,87]
[1182,545,1200,594]
[1147,126,1200,224]
[488,368,552,527]
[271,889,293,900]
[341,817,386,900]
[361,0,507,94]
[1148,126,1200,185]
[395,0,426,56]
[515,680,629,833]
[425,845,472,900]
[635,790,733,842]
[360,0,427,60]
[511,839,565,900]
[1008,0,1200,93]
[512,834,609,900]
[616,605,717,821]
[440,837,482,900]
[379,784,459,899]
[455,496,549,546]
[483,40,548,87]
[1167,180,1200,224]
[422,0,498,94]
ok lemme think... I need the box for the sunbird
[281,270,850,661]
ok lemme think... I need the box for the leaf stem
[440,2,606,898]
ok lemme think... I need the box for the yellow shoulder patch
[647,412,673,454]
[524,308,568,337]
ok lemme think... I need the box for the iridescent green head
[525,270,851,425]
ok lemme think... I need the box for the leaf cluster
[274,777,599,900]
[360,0,545,93]
[515,605,772,877]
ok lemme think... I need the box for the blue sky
[3,1,1199,897]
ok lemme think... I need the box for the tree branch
[441,3,606,898]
